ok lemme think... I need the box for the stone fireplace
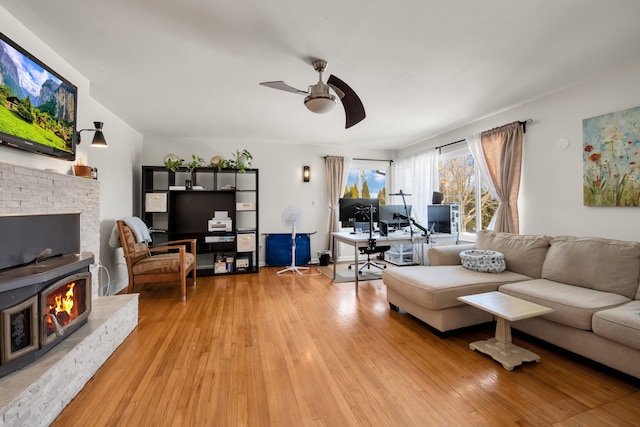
[0,162,100,296]
[0,162,138,426]
[0,213,94,378]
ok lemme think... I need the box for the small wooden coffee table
[457,291,553,371]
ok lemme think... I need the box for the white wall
[142,136,393,262]
[396,61,640,242]
[0,7,144,294]
[87,96,143,293]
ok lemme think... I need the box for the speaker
[449,204,460,234]
[432,191,444,204]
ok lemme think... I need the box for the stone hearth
[0,294,137,426]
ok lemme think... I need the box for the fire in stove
[39,272,91,348]
[46,281,79,335]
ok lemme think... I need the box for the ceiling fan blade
[259,81,307,95]
[327,74,366,128]
[328,84,345,99]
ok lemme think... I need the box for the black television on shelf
[169,191,235,235]
[0,32,77,161]
[339,198,379,228]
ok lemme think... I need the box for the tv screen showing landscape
[0,32,77,161]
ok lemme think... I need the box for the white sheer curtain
[466,132,498,230]
[342,156,353,197]
[391,150,438,226]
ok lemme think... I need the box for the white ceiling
[2,0,640,150]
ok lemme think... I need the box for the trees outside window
[438,150,498,234]
[343,168,387,204]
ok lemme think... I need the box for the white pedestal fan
[277,206,309,275]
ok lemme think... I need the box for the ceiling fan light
[304,94,337,114]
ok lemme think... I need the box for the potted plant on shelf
[213,149,253,172]
[73,157,93,178]
[185,154,205,172]
[165,158,183,172]
[234,149,253,172]
[164,154,207,173]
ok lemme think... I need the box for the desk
[332,231,427,293]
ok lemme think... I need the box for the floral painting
[583,105,640,206]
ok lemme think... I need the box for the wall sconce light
[76,121,108,147]
[303,165,310,182]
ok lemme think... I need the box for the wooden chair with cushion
[117,220,197,301]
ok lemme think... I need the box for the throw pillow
[460,249,506,273]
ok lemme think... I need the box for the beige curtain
[325,156,344,254]
[480,122,523,233]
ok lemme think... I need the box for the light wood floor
[53,267,640,426]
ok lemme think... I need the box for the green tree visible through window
[362,181,370,198]
[343,168,386,204]
[438,153,497,233]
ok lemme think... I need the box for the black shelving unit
[141,166,259,276]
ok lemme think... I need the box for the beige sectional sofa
[382,230,640,379]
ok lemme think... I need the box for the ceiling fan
[259,59,366,129]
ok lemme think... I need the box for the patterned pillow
[460,250,506,273]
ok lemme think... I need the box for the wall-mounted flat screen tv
[0,32,77,161]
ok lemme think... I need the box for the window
[438,148,498,234]
[343,167,387,204]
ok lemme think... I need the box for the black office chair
[350,238,390,274]
[348,205,390,274]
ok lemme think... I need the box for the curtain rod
[353,157,393,163]
[434,119,533,153]
[323,156,392,164]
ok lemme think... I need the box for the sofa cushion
[475,230,551,279]
[541,236,640,299]
[383,265,531,310]
[500,279,630,330]
[592,301,640,351]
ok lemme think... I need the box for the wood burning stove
[40,271,92,347]
[0,213,93,378]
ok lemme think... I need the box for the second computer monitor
[379,204,412,223]
[379,204,411,234]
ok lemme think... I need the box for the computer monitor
[427,204,451,233]
[353,221,371,234]
[379,204,412,223]
[339,198,379,228]
[378,204,411,234]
